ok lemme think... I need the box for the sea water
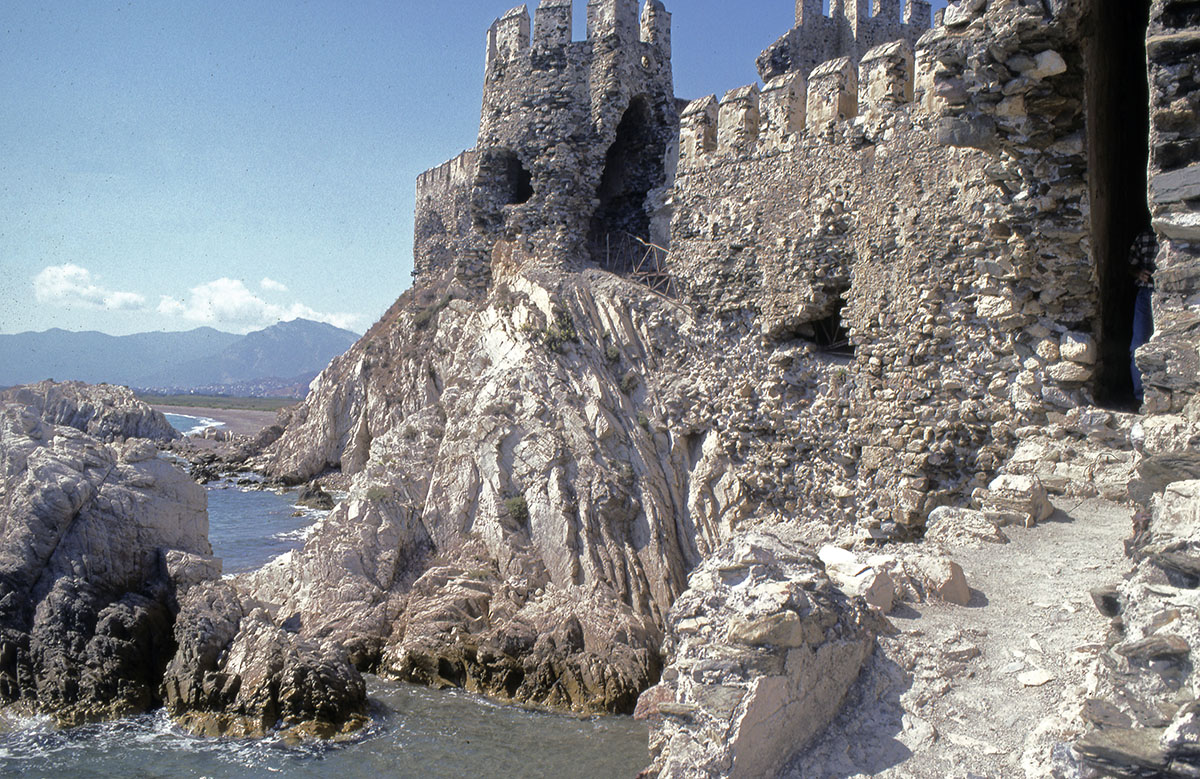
[0,465,650,777]
[163,412,226,437]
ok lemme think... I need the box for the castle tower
[415,1,678,290]
[588,0,639,43]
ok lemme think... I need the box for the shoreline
[154,404,280,437]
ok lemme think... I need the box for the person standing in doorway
[1129,228,1157,406]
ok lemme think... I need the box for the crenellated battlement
[416,150,479,196]
[484,0,670,71]
[682,39,920,169]
[533,0,572,48]
[760,0,929,84]
[486,6,531,70]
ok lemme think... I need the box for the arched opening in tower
[1087,0,1152,409]
[589,96,668,272]
[473,149,534,230]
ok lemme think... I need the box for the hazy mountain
[0,320,359,397]
[0,327,240,387]
[142,319,360,389]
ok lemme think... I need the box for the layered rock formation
[640,531,882,778]
[252,268,732,712]
[0,380,179,443]
[0,401,205,724]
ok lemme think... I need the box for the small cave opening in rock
[1086,0,1152,409]
[589,96,668,272]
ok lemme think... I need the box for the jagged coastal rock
[0,380,180,443]
[3,0,1199,772]
[163,580,367,739]
[640,531,882,778]
[0,401,206,724]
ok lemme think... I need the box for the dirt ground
[787,497,1134,778]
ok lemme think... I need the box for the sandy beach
[153,404,281,436]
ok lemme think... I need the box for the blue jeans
[1131,286,1153,402]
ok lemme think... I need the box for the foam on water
[0,474,650,777]
[163,412,227,436]
[0,678,649,778]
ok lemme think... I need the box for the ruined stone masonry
[253,0,1200,773]
[414,0,678,292]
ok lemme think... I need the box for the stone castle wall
[408,0,1200,537]
[413,150,479,282]
[1143,0,1200,412]
[666,13,1098,535]
[413,0,678,292]
[757,0,931,83]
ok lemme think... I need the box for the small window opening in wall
[505,154,533,205]
[798,299,854,357]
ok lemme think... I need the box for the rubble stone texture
[245,0,1200,770]
[640,531,881,778]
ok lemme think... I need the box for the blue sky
[0,0,948,335]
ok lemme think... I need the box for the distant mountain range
[0,319,360,398]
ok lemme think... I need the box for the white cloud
[33,264,148,311]
[157,277,361,333]
[260,277,288,293]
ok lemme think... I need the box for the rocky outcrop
[0,401,208,725]
[0,380,179,442]
[163,580,367,739]
[379,541,661,715]
[639,531,882,778]
[248,268,739,712]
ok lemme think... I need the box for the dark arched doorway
[1087,0,1153,408]
[589,96,667,271]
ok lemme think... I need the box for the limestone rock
[644,531,882,778]
[164,579,367,739]
[818,545,896,611]
[982,474,1054,526]
[379,541,660,715]
[924,506,1010,548]
[0,401,209,725]
[0,380,179,443]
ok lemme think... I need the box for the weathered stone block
[807,57,858,127]
[984,474,1055,525]
[1154,479,1200,544]
[491,6,531,66]
[533,0,572,49]
[1060,330,1097,364]
[640,0,671,56]
[679,95,719,167]
[760,71,806,150]
[718,84,761,153]
[1151,163,1200,205]
[859,39,914,116]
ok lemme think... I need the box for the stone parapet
[682,42,925,171]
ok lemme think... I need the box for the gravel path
[787,497,1133,778]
